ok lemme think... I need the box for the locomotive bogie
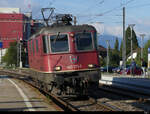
[53,70,101,95]
[27,68,100,96]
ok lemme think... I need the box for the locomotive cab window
[42,35,49,54]
[50,34,69,53]
[36,39,39,53]
[75,32,94,51]
[29,40,32,54]
[93,32,98,50]
[32,40,35,55]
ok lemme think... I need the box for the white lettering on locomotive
[66,64,82,69]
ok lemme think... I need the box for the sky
[1,0,150,40]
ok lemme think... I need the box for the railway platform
[0,75,62,111]
[99,73,150,96]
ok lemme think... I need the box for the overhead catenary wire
[20,0,138,24]
[76,0,137,24]
[1,0,147,26]
[26,0,139,24]
[126,2,150,9]
[79,0,105,15]
[77,0,136,18]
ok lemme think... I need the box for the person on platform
[131,59,136,75]
[141,59,147,76]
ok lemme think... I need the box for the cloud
[127,18,150,38]
[89,22,104,34]
[104,25,123,37]
[103,18,150,39]
[88,23,123,37]
[0,0,43,18]
[136,18,150,27]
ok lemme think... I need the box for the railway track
[62,96,121,111]
[100,85,150,112]
[99,83,150,103]
[0,69,78,111]
[0,68,120,111]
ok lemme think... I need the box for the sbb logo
[70,55,78,64]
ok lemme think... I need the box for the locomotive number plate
[66,64,82,69]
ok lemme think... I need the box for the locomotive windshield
[50,34,69,53]
[75,32,93,51]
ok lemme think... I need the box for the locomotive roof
[29,24,96,40]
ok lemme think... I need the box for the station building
[0,8,31,63]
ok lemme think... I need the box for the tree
[112,37,120,66]
[125,26,139,56]
[108,41,120,67]
[120,40,123,58]
[114,37,119,51]
[2,42,17,67]
[120,27,139,61]
[99,55,105,67]
[110,51,120,67]
[2,41,26,67]
[143,40,150,65]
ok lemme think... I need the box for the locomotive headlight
[88,64,95,68]
[54,66,62,71]
[70,33,74,38]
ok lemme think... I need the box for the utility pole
[106,40,110,73]
[140,34,146,64]
[17,35,22,68]
[19,40,22,68]
[17,35,19,67]
[122,7,126,73]
[128,24,135,62]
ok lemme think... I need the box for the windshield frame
[75,32,95,52]
[49,33,70,54]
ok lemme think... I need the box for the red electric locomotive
[27,12,101,96]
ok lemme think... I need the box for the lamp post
[128,24,135,62]
[139,34,145,65]
[106,40,110,73]
[19,39,22,68]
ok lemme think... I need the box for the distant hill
[98,34,149,49]
[98,34,122,49]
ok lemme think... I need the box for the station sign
[0,42,3,48]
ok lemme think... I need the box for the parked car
[112,65,130,74]
[101,66,115,73]
[120,66,143,75]
[112,66,122,73]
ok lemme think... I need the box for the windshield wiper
[53,32,60,44]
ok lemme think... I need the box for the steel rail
[0,69,124,111]
[0,69,79,111]
[99,84,150,104]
